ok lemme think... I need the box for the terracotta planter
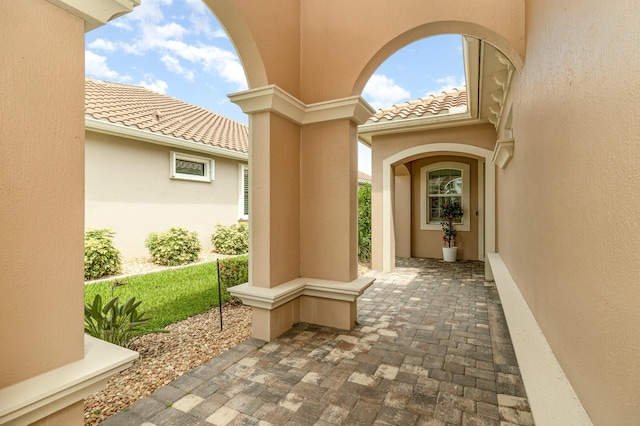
[442,247,457,262]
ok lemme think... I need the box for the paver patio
[102,258,534,425]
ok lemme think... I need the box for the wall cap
[229,276,375,310]
[487,253,593,425]
[0,335,138,425]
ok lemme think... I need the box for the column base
[230,276,374,341]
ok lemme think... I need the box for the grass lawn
[84,262,225,335]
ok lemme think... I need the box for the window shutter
[243,168,249,216]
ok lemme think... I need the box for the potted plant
[440,200,463,262]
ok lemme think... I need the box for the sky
[85,0,465,174]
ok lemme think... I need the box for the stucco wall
[498,0,640,423]
[371,124,496,269]
[0,1,85,387]
[85,131,247,258]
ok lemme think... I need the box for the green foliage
[211,223,249,255]
[85,262,223,334]
[84,229,122,280]
[145,226,201,266]
[84,294,166,347]
[358,183,372,261]
[218,255,249,291]
[440,200,464,248]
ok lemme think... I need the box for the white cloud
[363,74,411,110]
[88,39,117,51]
[128,0,172,24]
[183,0,206,15]
[189,14,211,34]
[212,28,228,39]
[119,22,188,54]
[428,75,466,95]
[153,22,188,40]
[85,50,130,82]
[95,0,246,91]
[163,41,247,90]
[138,74,168,94]
[161,54,195,81]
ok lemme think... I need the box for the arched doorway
[379,144,495,274]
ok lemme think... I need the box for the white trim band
[47,0,140,32]
[0,335,138,425]
[228,85,375,126]
[228,276,375,310]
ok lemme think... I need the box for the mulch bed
[83,302,252,425]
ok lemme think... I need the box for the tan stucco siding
[207,0,524,102]
[0,0,85,387]
[85,131,247,258]
[497,0,640,423]
[371,124,496,269]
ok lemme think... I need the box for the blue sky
[85,0,465,174]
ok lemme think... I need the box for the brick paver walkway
[102,258,534,425]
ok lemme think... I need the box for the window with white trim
[238,164,249,220]
[420,161,470,231]
[170,151,214,182]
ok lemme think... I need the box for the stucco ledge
[487,253,592,425]
[229,276,375,310]
[0,335,138,425]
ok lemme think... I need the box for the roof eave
[85,116,248,161]
[358,112,483,145]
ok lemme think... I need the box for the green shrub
[217,255,249,290]
[84,294,166,348]
[84,229,122,280]
[211,223,249,255]
[145,226,201,266]
[358,183,372,262]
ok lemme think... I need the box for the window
[170,152,214,182]
[420,161,470,231]
[238,164,249,220]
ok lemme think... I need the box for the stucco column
[248,112,302,289]
[0,2,139,425]
[0,0,86,389]
[300,119,358,282]
[229,86,375,341]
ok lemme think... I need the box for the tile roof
[367,87,467,123]
[85,78,248,154]
[358,171,372,182]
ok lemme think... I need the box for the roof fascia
[357,113,483,146]
[85,116,248,161]
[463,36,481,120]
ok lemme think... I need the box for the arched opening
[357,33,515,273]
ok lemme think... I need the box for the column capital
[229,85,375,125]
[47,0,140,32]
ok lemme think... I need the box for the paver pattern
[102,258,533,425]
